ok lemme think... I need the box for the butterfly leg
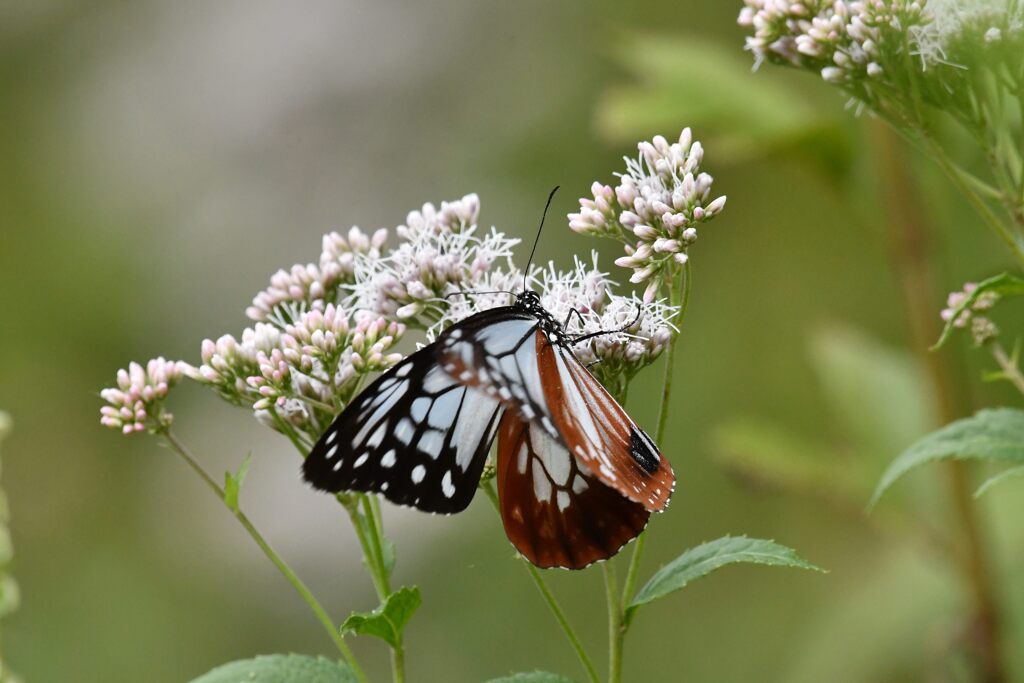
[562,307,588,334]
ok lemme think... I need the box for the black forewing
[303,339,503,514]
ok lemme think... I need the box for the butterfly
[302,287,676,569]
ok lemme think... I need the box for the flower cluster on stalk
[737,1,1024,119]
[101,132,704,446]
[99,358,187,434]
[569,128,725,303]
[941,281,1001,345]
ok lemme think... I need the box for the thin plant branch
[158,430,367,683]
[481,482,600,683]
[987,341,1024,397]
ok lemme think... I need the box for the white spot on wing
[411,464,426,483]
[420,429,445,460]
[367,423,386,448]
[395,418,415,445]
[557,491,571,511]
[442,470,456,498]
[410,397,432,422]
[354,453,369,468]
[325,431,337,445]
[532,460,552,503]
[381,449,397,468]
[326,444,339,459]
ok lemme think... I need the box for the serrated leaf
[223,453,253,513]
[626,537,822,622]
[485,672,576,683]
[190,654,357,683]
[975,464,1024,497]
[595,35,849,174]
[871,408,1024,507]
[342,586,421,648]
[933,273,1024,349]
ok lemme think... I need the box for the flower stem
[159,430,367,682]
[870,121,1006,683]
[924,136,1024,268]
[987,341,1024,397]
[360,495,406,683]
[602,562,623,683]
[621,261,691,618]
[338,494,405,683]
[481,482,600,683]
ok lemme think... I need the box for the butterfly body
[303,291,675,568]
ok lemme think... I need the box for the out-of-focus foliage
[190,654,358,683]
[595,35,852,180]
[3,1,1023,681]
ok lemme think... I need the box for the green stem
[360,495,405,683]
[924,137,1024,268]
[361,495,392,595]
[603,562,623,683]
[339,495,388,601]
[621,261,692,615]
[481,482,600,683]
[160,431,367,682]
[988,341,1024,397]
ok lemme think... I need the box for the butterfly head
[516,289,542,309]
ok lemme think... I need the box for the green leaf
[975,464,1024,497]
[871,408,1024,507]
[626,537,823,622]
[484,673,576,683]
[595,35,849,174]
[933,273,1024,349]
[342,586,421,648]
[190,654,356,683]
[223,452,253,513]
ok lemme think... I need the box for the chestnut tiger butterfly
[302,189,675,569]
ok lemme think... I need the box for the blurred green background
[2,1,1023,681]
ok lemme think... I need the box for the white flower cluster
[569,129,725,301]
[424,253,679,387]
[739,1,1023,82]
[738,1,928,82]
[102,163,696,441]
[247,226,387,324]
[100,358,188,434]
[941,281,1000,345]
[910,0,1024,66]
[532,256,678,389]
[185,309,404,434]
[349,194,519,328]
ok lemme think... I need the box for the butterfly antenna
[523,185,560,292]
